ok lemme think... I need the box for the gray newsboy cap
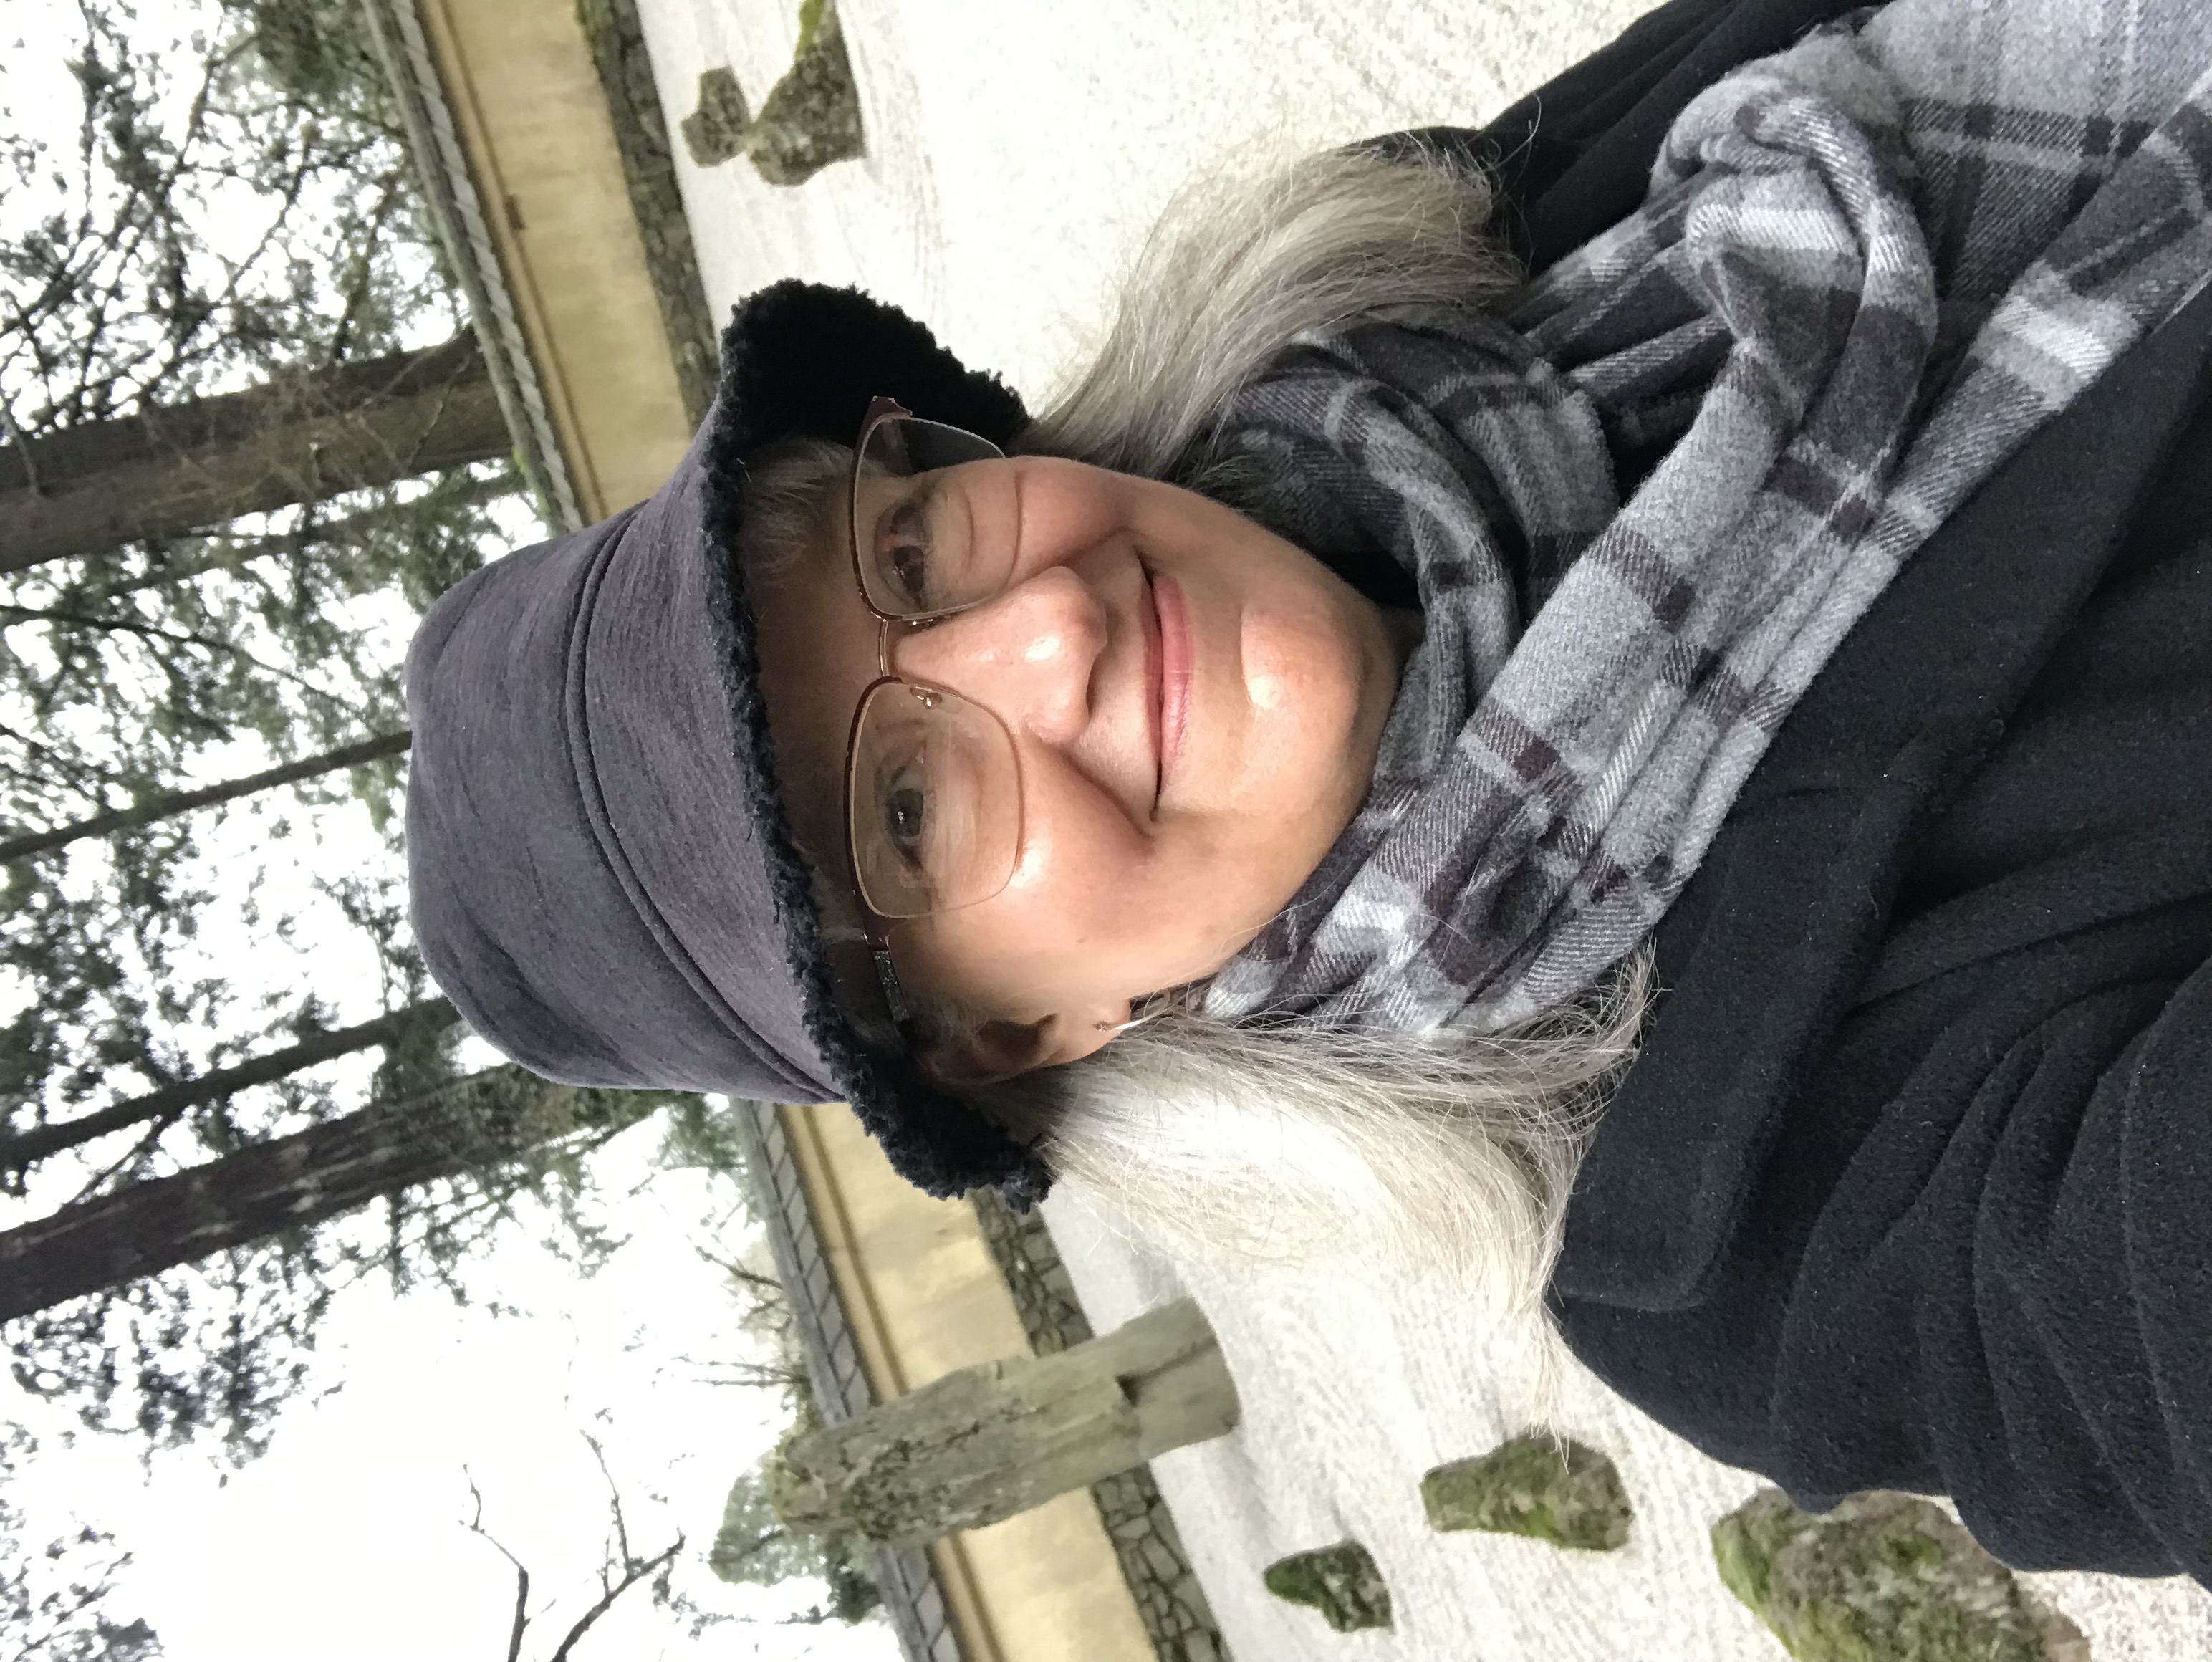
[405,281,1047,1201]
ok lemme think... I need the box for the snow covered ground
[633,3,2212,1656]
[638,0,1664,410]
[1042,1192,2212,1662]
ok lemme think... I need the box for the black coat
[1409,0,2212,1585]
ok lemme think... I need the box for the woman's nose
[890,565,1106,745]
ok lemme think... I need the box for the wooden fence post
[770,1297,1237,1547]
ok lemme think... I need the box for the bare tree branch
[86,468,519,600]
[461,1469,531,1662]
[544,1537,683,1662]
[582,1428,633,1569]
[456,1436,686,1662]
[694,1248,787,1301]
[0,730,411,865]
[0,998,453,1179]
[0,602,362,718]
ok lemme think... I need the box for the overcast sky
[4,1128,900,1661]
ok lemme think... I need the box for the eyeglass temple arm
[872,947,913,1026]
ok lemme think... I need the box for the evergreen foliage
[0,0,820,1647]
[0,0,579,1461]
[0,1423,163,1661]
[672,1098,880,1626]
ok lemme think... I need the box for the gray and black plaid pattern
[1203,0,2212,1034]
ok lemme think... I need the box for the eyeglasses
[840,397,1024,959]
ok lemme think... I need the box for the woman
[405,0,2212,1585]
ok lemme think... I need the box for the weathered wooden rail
[769,1297,1238,1547]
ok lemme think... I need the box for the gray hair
[968,961,1648,1325]
[739,145,1643,1329]
[1027,140,1516,477]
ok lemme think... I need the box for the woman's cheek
[999,796,1137,944]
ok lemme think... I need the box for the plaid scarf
[1202,0,2212,1034]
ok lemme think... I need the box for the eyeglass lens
[847,679,1023,920]
[852,416,1013,618]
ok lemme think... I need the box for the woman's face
[751,451,1403,1082]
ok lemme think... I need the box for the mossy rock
[1263,1540,1393,1633]
[680,67,750,166]
[1712,1489,2090,1662]
[745,0,864,186]
[1423,1434,1632,1552]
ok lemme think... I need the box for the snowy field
[633,3,2212,1658]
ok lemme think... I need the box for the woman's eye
[878,495,933,609]
[880,763,931,868]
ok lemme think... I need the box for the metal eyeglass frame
[832,395,1021,1049]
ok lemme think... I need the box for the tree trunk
[1,731,412,866]
[770,1298,1239,1547]
[90,469,520,600]
[0,1067,672,1322]
[0,997,456,1178]
[0,337,509,574]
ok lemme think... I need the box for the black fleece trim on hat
[696,280,1050,1204]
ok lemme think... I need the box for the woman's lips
[1153,570,1192,789]
[1138,565,1163,799]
